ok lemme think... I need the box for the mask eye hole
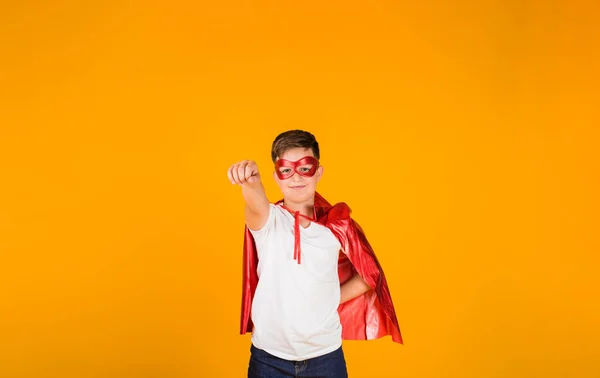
[298,165,313,173]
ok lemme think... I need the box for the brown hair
[271,130,320,163]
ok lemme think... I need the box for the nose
[290,172,303,182]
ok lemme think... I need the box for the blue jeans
[248,344,348,378]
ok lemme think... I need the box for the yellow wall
[1,1,598,377]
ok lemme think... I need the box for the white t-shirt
[248,203,343,361]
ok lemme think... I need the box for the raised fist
[227,160,261,185]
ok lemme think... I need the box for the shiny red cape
[240,192,403,344]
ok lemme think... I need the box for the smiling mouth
[290,185,306,189]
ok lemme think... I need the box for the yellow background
[1,1,598,377]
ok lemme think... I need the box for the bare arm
[340,273,372,304]
[227,160,270,230]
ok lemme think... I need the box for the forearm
[227,160,270,229]
[242,180,269,215]
[340,273,371,304]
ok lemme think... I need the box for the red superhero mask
[274,156,319,180]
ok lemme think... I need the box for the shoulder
[270,202,286,214]
[315,192,352,218]
[328,201,352,220]
[268,203,293,223]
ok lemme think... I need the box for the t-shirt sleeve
[247,204,276,246]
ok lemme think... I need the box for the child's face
[273,147,323,204]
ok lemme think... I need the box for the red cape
[240,192,403,344]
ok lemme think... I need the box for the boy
[228,130,402,378]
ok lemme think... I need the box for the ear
[316,165,324,182]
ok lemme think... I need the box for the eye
[280,168,292,174]
[299,165,313,172]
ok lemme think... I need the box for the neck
[283,198,315,218]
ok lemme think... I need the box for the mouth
[290,185,307,190]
